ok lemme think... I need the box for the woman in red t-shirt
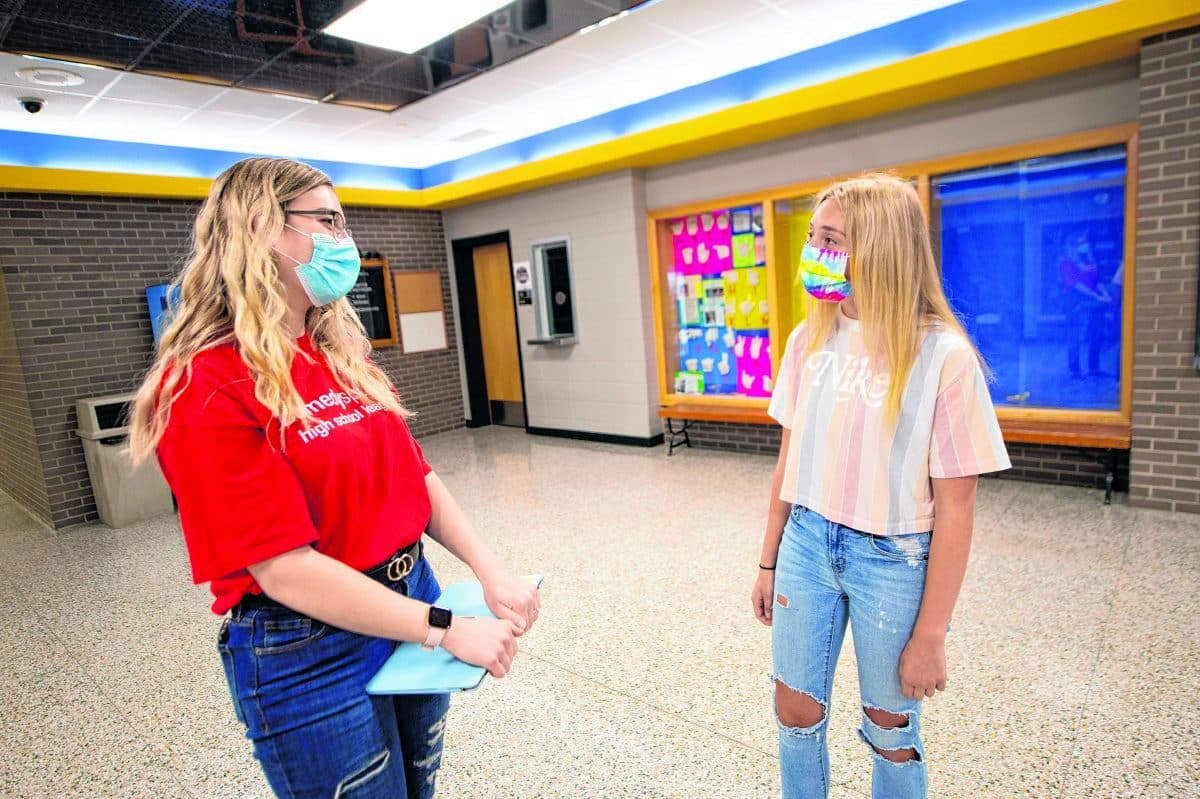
[128,157,538,799]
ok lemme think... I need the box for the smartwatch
[423,605,453,651]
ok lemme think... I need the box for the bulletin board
[393,270,449,354]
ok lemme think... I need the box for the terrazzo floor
[1,426,1197,798]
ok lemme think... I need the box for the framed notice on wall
[349,258,398,348]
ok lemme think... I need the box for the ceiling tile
[167,110,276,143]
[136,43,263,85]
[81,98,196,127]
[284,100,379,129]
[100,72,228,107]
[566,14,685,62]
[159,7,287,62]
[202,87,319,118]
[435,70,542,106]
[495,40,601,86]
[15,0,189,42]
[1,17,150,69]
[632,0,762,38]
[330,82,428,112]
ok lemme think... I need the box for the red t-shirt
[157,335,432,614]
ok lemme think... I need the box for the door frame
[450,231,529,430]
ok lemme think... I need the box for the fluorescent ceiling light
[324,0,510,53]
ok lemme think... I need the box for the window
[531,238,577,339]
[933,145,1127,411]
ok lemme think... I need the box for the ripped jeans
[772,504,931,799]
[218,554,450,799]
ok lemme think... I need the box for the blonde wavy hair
[129,157,408,463]
[803,173,985,422]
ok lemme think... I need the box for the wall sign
[512,260,533,305]
[348,259,399,348]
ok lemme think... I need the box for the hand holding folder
[367,575,543,695]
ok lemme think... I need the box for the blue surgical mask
[276,224,361,305]
[798,244,852,302]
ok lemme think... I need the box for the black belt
[235,539,423,613]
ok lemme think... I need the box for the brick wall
[1131,27,1200,515]
[0,193,460,528]
[339,206,464,437]
[0,266,50,524]
[665,420,781,456]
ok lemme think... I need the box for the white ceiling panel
[82,98,195,128]
[491,45,600,88]
[200,89,317,120]
[633,0,770,38]
[100,71,227,108]
[566,15,691,62]
[283,101,379,131]
[439,71,547,106]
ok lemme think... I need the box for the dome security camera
[18,96,44,114]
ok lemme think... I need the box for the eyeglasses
[284,208,352,241]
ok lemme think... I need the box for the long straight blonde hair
[128,157,408,463]
[803,173,984,421]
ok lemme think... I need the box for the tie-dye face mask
[798,244,852,302]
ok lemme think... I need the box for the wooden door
[471,243,524,408]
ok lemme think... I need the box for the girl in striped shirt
[751,174,1010,799]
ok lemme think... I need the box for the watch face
[429,606,452,629]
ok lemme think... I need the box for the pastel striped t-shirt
[768,309,1011,534]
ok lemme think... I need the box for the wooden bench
[997,418,1131,505]
[659,405,1131,504]
[657,404,772,455]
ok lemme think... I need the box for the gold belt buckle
[386,551,415,582]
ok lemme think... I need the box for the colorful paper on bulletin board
[676,275,701,325]
[674,371,705,395]
[722,267,768,328]
[732,233,756,268]
[671,209,733,275]
[731,207,752,235]
[730,206,764,235]
[699,278,726,327]
[735,331,773,398]
[681,326,737,394]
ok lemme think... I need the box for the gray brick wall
[1131,27,1200,515]
[0,193,461,528]
[343,207,464,437]
[664,420,781,456]
[0,265,50,524]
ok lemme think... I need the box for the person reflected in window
[1058,232,1113,378]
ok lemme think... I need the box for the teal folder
[366,575,543,695]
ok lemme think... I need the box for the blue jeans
[772,505,932,799]
[218,553,451,799]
